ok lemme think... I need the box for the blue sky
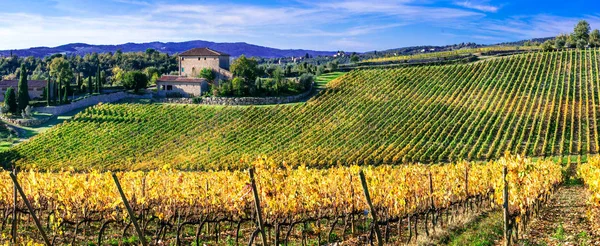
[0,0,599,52]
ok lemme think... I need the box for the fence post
[359,170,383,246]
[429,171,436,231]
[465,165,469,201]
[9,172,52,246]
[112,173,148,246]
[502,166,510,246]
[11,169,17,244]
[249,168,268,246]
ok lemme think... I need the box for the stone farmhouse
[0,79,46,100]
[157,48,233,97]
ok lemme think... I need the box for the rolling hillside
[3,49,600,171]
[0,40,336,58]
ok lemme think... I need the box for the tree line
[541,20,600,51]
[198,55,316,97]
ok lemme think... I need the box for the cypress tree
[63,83,69,103]
[58,81,63,104]
[4,87,17,114]
[87,77,92,94]
[96,64,101,93]
[46,80,50,106]
[17,64,30,112]
[99,71,105,93]
[53,81,58,104]
[76,73,81,93]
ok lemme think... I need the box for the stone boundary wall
[155,87,313,106]
[35,92,152,115]
[0,116,51,127]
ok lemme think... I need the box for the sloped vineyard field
[3,49,600,171]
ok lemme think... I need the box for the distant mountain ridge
[0,40,337,58]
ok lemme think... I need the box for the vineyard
[0,155,563,245]
[361,46,539,64]
[4,49,600,170]
[579,156,600,232]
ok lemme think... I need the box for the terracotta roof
[157,75,208,83]
[179,48,230,57]
[0,80,47,88]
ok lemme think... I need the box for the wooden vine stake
[11,168,17,244]
[249,168,268,246]
[502,166,511,246]
[358,170,383,246]
[112,173,148,246]
[9,172,52,246]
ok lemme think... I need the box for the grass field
[4,50,600,170]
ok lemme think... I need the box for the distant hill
[496,37,555,46]
[0,40,337,58]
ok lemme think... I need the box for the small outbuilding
[156,75,209,97]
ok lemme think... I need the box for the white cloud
[454,1,499,13]
[284,24,408,37]
[0,0,487,51]
[479,15,600,39]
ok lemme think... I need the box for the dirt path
[519,168,600,245]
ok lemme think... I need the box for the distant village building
[0,79,46,100]
[157,48,233,97]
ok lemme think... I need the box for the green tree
[350,54,359,63]
[76,73,83,92]
[541,40,555,51]
[63,83,69,103]
[327,60,339,71]
[566,35,576,48]
[590,29,600,47]
[555,34,568,50]
[231,77,244,96]
[144,66,159,79]
[96,64,101,93]
[48,57,73,100]
[17,64,30,112]
[198,68,215,82]
[577,39,588,49]
[87,77,92,94]
[255,77,262,92]
[573,20,591,45]
[230,55,259,86]
[123,71,148,93]
[3,87,17,114]
[284,65,293,77]
[99,71,105,93]
[151,73,159,87]
[111,66,125,86]
[46,80,50,106]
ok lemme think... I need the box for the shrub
[4,87,17,115]
[299,73,314,89]
[22,105,34,119]
[199,68,215,82]
[123,71,148,93]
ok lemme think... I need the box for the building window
[181,57,185,61]
[166,85,173,91]
[204,57,207,60]
[181,67,185,72]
